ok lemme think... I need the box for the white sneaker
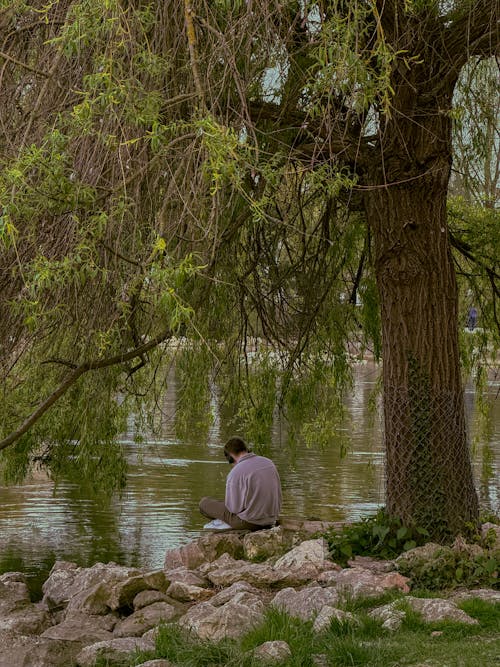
[203,519,232,530]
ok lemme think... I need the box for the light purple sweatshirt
[225,453,282,526]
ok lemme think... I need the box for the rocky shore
[1,519,499,667]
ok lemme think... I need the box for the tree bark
[364,90,479,539]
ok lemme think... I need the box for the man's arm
[225,471,246,514]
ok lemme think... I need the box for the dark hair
[224,436,248,455]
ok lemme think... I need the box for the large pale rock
[40,561,80,609]
[369,597,478,627]
[452,588,500,604]
[0,577,31,615]
[312,605,357,633]
[42,561,140,610]
[405,597,479,625]
[271,586,339,621]
[481,522,500,549]
[279,518,343,537]
[274,538,332,572]
[108,574,152,610]
[134,590,169,610]
[165,567,209,588]
[253,640,292,664]
[346,556,395,573]
[395,543,444,569]
[0,630,79,667]
[143,570,170,592]
[243,527,285,560]
[113,601,180,637]
[41,612,116,644]
[182,598,265,641]
[76,636,155,667]
[210,581,261,606]
[198,553,238,575]
[65,582,112,616]
[0,604,53,635]
[164,533,244,570]
[207,558,315,588]
[326,567,410,598]
[166,581,214,602]
[369,603,406,631]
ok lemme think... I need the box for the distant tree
[0,1,498,538]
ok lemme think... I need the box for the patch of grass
[131,623,239,667]
[101,597,500,667]
[457,599,500,631]
[241,608,316,666]
[338,589,404,612]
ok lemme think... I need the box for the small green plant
[397,544,500,591]
[325,508,430,565]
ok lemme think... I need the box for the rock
[40,561,80,610]
[136,661,176,667]
[210,581,261,606]
[166,581,214,602]
[197,532,245,561]
[252,640,292,664]
[164,541,206,570]
[452,588,500,604]
[279,518,343,538]
[369,603,406,631]
[207,558,315,588]
[143,570,170,592]
[451,536,485,559]
[327,567,410,598]
[76,636,155,667]
[65,582,112,616]
[164,533,244,570]
[0,603,53,635]
[395,543,444,570]
[370,597,479,626]
[271,586,339,621]
[42,561,141,611]
[481,522,500,549]
[165,566,209,588]
[108,574,152,610]
[230,591,265,610]
[312,605,357,633]
[0,630,80,667]
[182,598,265,641]
[0,578,31,614]
[134,590,169,610]
[346,556,395,573]
[41,612,117,644]
[113,601,180,637]
[404,597,479,625]
[198,553,238,575]
[312,654,329,667]
[243,527,285,560]
[274,538,332,572]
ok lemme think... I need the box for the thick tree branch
[0,330,171,452]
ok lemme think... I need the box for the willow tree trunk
[364,87,479,540]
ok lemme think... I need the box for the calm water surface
[0,364,498,594]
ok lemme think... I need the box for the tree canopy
[0,0,498,537]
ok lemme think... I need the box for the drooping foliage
[0,1,498,533]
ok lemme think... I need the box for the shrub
[324,508,430,565]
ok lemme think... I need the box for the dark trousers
[199,496,260,530]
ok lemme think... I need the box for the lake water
[0,363,498,596]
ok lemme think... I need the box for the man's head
[224,436,248,464]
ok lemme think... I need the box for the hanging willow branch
[0,330,171,452]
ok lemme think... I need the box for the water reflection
[0,364,498,596]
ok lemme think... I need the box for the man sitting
[199,436,282,530]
